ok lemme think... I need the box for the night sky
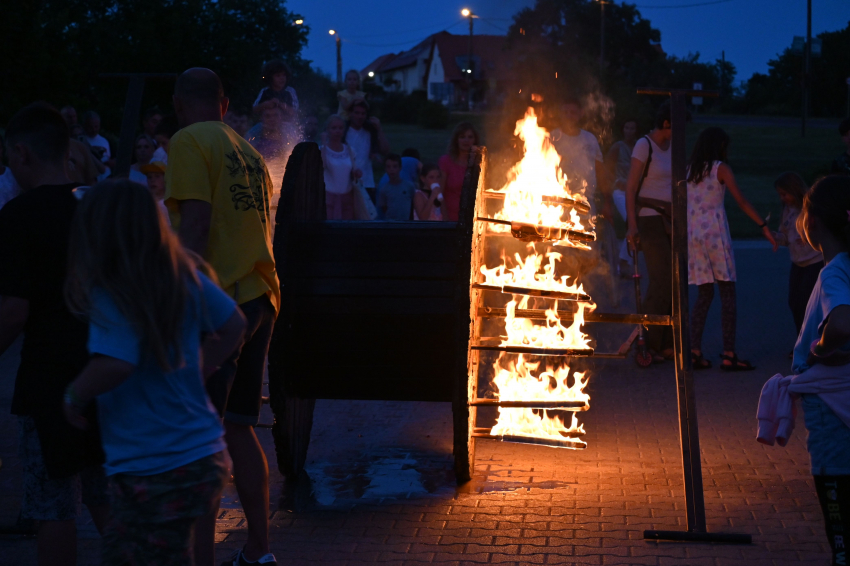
[289,0,850,86]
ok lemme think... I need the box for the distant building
[362,31,513,108]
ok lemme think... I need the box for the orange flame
[502,296,593,351]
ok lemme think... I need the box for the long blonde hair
[65,179,202,371]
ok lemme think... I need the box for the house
[362,31,513,108]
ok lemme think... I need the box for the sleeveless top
[413,190,442,221]
[323,144,354,195]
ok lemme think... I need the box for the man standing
[0,104,108,566]
[166,68,280,566]
[551,98,604,215]
[81,110,114,179]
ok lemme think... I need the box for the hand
[807,339,850,367]
[368,116,381,129]
[63,385,89,430]
[352,168,363,179]
[625,225,640,252]
[600,200,615,227]
[763,226,778,252]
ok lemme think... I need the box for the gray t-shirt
[631,136,671,217]
[377,178,415,221]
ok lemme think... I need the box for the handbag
[352,178,377,221]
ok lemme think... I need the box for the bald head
[173,68,228,127]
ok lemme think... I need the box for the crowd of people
[1,57,850,566]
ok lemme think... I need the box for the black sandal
[720,354,755,372]
[691,351,712,370]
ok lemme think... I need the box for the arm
[63,355,136,429]
[0,296,28,357]
[413,190,432,221]
[178,199,212,256]
[809,304,850,367]
[201,309,246,379]
[370,118,390,155]
[624,156,646,250]
[717,164,776,251]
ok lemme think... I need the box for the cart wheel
[635,347,653,368]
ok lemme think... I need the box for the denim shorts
[18,416,109,521]
[801,393,850,475]
[206,294,276,426]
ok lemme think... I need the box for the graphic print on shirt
[224,148,270,222]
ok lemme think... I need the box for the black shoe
[221,548,278,566]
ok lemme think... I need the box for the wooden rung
[482,190,591,214]
[472,283,591,303]
[469,398,588,410]
[476,307,671,326]
[475,217,596,244]
[471,344,594,357]
[471,433,587,449]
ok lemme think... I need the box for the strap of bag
[635,135,653,199]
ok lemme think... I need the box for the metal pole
[336,35,343,90]
[600,0,605,72]
[669,92,706,533]
[114,76,146,178]
[803,0,811,137]
[467,15,474,111]
[721,50,725,99]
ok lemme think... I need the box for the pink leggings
[325,191,355,220]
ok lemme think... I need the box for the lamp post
[329,30,342,89]
[598,0,608,72]
[461,8,477,111]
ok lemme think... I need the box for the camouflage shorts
[102,451,228,566]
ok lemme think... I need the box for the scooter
[616,245,653,367]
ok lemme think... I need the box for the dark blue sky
[289,0,850,86]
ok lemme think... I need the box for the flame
[480,244,585,295]
[492,354,588,404]
[490,409,585,443]
[491,108,589,233]
[501,296,593,351]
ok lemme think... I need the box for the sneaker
[221,548,278,566]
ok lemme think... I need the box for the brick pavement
[0,243,833,565]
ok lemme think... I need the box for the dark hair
[262,59,291,86]
[687,127,730,184]
[420,163,440,179]
[345,69,360,81]
[803,175,850,248]
[839,118,850,137]
[620,118,638,133]
[5,103,70,163]
[350,99,370,113]
[774,171,808,208]
[142,106,162,122]
[654,100,692,130]
[385,153,402,167]
[401,147,420,160]
[447,122,479,158]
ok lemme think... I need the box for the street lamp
[461,8,477,111]
[597,0,608,72]
[294,19,303,25]
[329,30,342,88]
[368,71,375,78]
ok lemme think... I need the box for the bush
[418,100,450,129]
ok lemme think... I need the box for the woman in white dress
[321,115,361,220]
[687,127,776,371]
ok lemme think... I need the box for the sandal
[691,351,712,370]
[649,350,666,364]
[720,353,756,372]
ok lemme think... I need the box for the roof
[361,31,511,82]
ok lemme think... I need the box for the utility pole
[599,0,606,72]
[720,51,725,99]
[330,30,342,89]
[802,0,811,137]
[462,8,475,111]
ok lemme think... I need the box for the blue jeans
[801,393,850,475]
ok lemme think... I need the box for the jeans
[638,215,673,352]
[801,393,850,475]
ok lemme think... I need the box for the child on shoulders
[337,69,366,121]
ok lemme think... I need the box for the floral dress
[687,161,736,285]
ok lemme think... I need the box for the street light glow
[329,29,336,35]
[461,8,470,16]
[295,19,303,25]
[368,71,375,77]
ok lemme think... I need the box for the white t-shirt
[793,252,850,374]
[86,134,111,162]
[323,144,354,195]
[346,127,375,188]
[129,168,148,187]
[551,129,603,208]
[631,136,672,217]
[151,146,168,164]
[0,168,21,211]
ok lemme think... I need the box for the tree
[741,21,850,117]
[0,0,319,127]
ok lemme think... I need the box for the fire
[502,296,593,351]
[492,354,588,404]
[480,245,585,295]
[490,410,585,445]
[491,108,589,233]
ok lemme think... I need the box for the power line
[635,0,732,8]
[343,19,462,40]
[343,20,465,48]
[478,18,509,34]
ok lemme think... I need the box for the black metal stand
[637,88,751,545]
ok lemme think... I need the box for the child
[377,153,416,221]
[413,163,443,221]
[757,175,850,566]
[337,69,366,121]
[772,172,824,340]
[139,160,171,223]
[686,127,776,371]
[253,59,299,118]
[321,115,361,220]
[62,179,247,563]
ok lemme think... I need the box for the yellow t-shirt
[337,90,367,121]
[165,121,280,313]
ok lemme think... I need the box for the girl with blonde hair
[62,179,246,563]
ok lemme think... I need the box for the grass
[378,114,845,239]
